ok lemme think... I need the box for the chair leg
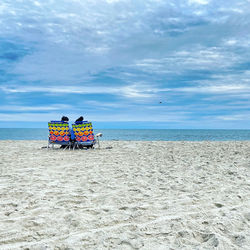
[62,143,71,151]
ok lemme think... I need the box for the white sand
[0,140,249,249]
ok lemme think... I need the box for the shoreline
[1,139,250,142]
[0,140,249,249]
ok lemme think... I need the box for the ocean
[1,128,250,141]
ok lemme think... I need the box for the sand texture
[0,140,250,249]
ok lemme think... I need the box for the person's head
[75,116,84,122]
[61,116,69,122]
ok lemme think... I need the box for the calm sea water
[1,128,250,141]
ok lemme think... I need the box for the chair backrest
[72,122,95,144]
[48,121,70,144]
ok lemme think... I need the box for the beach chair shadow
[48,121,71,150]
[72,122,96,149]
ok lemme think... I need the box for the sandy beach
[0,140,249,249]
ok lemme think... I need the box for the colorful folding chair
[72,122,96,149]
[48,121,71,150]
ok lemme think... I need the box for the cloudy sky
[1,0,250,128]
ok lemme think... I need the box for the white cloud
[188,0,210,5]
[216,114,249,121]
[132,46,240,75]
[177,84,250,94]
[0,104,72,112]
[106,0,121,4]
[0,110,190,122]
[0,83,165,99]
[225,39,237,46]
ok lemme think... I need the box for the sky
[1,0,250,129]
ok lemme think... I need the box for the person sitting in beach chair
[70,116,87,141]
[48,120,71,150]
[61,116,69,122]
[71,120,96,149]
[75,116,84,124]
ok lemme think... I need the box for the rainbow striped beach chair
[72,121,95,149]
[48,121,71,149]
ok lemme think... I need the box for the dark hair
[75,116,84,122]
[61,116,69,122]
